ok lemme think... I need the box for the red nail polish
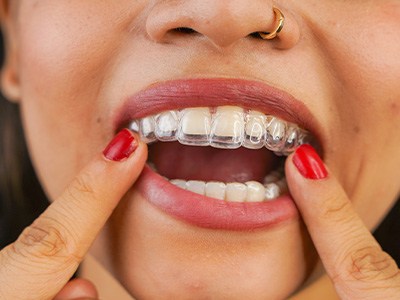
[103,129,138,161]
[293,144,328,180]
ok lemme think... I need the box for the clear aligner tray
[129,106,310,155]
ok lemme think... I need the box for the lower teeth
[168,170,287,203]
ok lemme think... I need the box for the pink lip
[114,78,320,138]
[136,166,299,230]
[115,78,318,230]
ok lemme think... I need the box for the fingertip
[284,152,303,196]
[291,144,328,180]
[102,129,139,162]
[284,145,350,223]
[284,146,331,207]
[54,278,98,300]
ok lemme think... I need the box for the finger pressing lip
[284,145,400,297]
[0,130,147,300]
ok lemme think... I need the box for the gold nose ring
[259,7,285,40]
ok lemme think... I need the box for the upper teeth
[128,106,309,155]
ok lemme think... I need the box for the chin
[102,190,316,299]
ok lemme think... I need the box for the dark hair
[0,30,399,266]
[0,32,49,249]
[374,200,400,266]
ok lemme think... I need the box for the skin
[1,0,400,299]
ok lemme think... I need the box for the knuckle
[13,216,81,263]
[319,195,353,223]
[65,170,97,202]
[343,246,400,283]
[72,171,96,195]
[330,247,400,299]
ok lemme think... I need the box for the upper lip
[114,78,321,142]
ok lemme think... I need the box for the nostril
[249,32,264,39]
[173,27,198,34]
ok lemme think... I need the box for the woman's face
[2,0,400,298]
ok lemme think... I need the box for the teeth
[130,106,310,155]
[155,111,179,141]
[128,120,140,132]
[265,118,286,152]
[168,176,287,202]
[263,169,283,185]
[264,183,281,200]
[170,179,187,190]
[226,183,248,202]
[210,106,245,149]
[178,108,211,146]
[205,182,226,200]
[283,126,299,153]
[276,179,288,194]
[140,116,157,143]
[245,181,266,202]
[186,180,206,195]
[243,111,267,149]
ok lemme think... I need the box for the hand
[285,145,400,300]
[0,129,147,300]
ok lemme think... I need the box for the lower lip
[135,166,299,231]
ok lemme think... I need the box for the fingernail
[293,144,328,180]
[103,129,138,161]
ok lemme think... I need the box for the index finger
[285,145,400,299]
[0,129,147,300]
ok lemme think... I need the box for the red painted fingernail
[293,144,328,180]
[103,129,138,161]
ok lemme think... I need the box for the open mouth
[129,106,310,203]
[116,78,320,230]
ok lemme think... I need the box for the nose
[146,0,299,49]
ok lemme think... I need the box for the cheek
[17,3,122,110]
[297,2,400,229]
[341,5,400,105]
[15,4,129,198]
